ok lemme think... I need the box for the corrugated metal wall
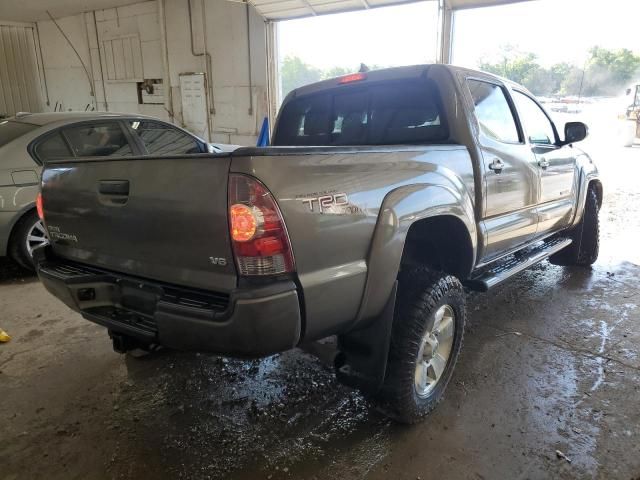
[0,24,43,117]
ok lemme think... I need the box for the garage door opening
[276,1,439,103]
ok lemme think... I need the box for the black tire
[549,186,600,267]
[376,268,466,424]
[8,210,47,271]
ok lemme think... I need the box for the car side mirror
[562,121,588,145]
[626,88,632,96]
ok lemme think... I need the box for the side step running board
[466,237,572,292]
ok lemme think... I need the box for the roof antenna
[358,63,370,73]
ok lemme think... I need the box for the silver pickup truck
[36,65,601,423]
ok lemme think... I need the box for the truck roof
[287,64,522,100]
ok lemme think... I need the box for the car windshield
[0,120,38,148]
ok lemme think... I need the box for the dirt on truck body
[36,64,602,423]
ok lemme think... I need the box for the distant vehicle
[624,84,640,120]
[565,103,582,114]
[550,97,583,114]
[549,103,569,113]
[0,112,235,270]
[622,84,640,147]
[37,65,601,424]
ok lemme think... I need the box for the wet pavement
[1,142,639,480]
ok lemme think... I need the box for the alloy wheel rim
[414,304,456,398]
[26,219,49,258]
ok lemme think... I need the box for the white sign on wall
[179,73,210,142]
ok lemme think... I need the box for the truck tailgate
[41,155,237,292]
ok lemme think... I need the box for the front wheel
[376,268,466,424]
[549,186,599,267]
[9,210,49,271]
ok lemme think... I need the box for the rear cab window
[273,79,449,146]
[63,123,133,158]
[0,120,38,148]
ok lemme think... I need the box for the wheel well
[400,215,474,280]
[589,180,603,209]
[7,207,36,254]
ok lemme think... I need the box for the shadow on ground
[0,257,35,283]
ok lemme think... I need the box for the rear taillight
[228,174,294,276]
[36,192,44,220]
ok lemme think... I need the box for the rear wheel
[376,268,465,424]
[550,186,599,267]
[9,210,49,271]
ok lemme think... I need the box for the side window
[512,91,557,145]
[129,121,202,155]
[35,133,73,162]
[63,123,132,157]
[467,79,520,143]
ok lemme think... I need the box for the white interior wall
[34,0,269,144]
[37,14,95,112]
[163,0,268,144]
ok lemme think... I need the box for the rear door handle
[488,158,505,173]
[538,158,550,169]
[99,180,129,196]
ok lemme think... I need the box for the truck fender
[571,155,602,228]
[354,182,477,329]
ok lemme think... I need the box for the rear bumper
[35,248,301,357]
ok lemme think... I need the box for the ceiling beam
[298,0,319,15]
[448,0,537,10]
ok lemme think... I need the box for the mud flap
[335,281,397,395]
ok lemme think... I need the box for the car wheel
[376,268,465,424]
[9,210,49,271]
[549,186,599,267]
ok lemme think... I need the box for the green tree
[558,67,586,96]
[280,56,323,98]
[582,47,640,95]
[280,57,389,98]
[479,45,640,97]
[479,45,540,85]
[323,66,352,78]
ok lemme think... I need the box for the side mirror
[626,88,632,96]
[563,121,588,145]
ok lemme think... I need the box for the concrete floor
[1,143,639,480]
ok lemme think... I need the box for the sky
[278,0,640,71]
[277,2,439,70]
